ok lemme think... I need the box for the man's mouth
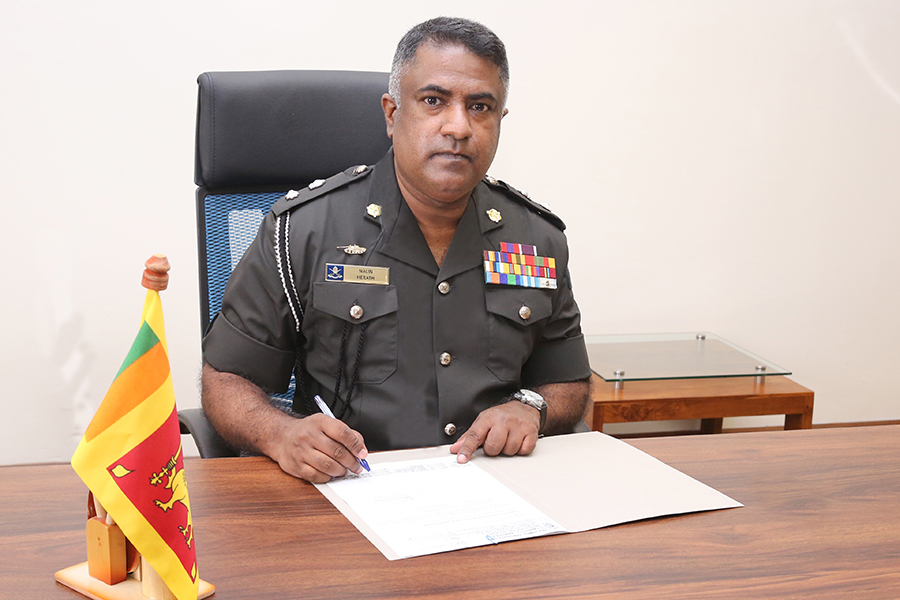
[431,151,471,162]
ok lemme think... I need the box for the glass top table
[584,332,791,383]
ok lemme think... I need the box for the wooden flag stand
[56,257,215,600]
[55,495,215,600]
[55,560,216,600]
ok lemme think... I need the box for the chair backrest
[195,70,393,407]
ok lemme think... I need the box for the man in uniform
[201,17,592,483]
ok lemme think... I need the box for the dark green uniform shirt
[203,150,590,451]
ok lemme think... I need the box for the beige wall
[2,0,898,464]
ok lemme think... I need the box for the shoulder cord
[274,213,316,413]
[274,214,304,328]
[275,212,369,420]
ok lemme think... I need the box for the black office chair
[179,70,392,458]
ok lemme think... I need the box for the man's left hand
[450,401,540,464]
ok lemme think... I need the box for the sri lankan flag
[72,290,198,600]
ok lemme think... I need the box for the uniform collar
[434,181,507,281]
[370,149,439,276]
[437,200,483,280]
[372,151,503,279]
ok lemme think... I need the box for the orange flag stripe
[84,342,170,443]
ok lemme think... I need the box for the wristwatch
[511,389,547,433]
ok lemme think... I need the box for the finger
[316,419,368,473]
[314,415,368,458]
[481,426,510,457]
[501,427,527,456]
[277,439,343,483]
[293,460,337,484]
[516,431,539,456]
[452,426,488,464]
[307,445,357,478]
[339,425,369,460]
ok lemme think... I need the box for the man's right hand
[201,363,369,484]
[271,414,369,483]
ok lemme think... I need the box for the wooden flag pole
[140,557,177,600]
[139,254,178,600]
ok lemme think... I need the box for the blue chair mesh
[203,192,295,410]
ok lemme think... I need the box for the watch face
[517,389,546,409]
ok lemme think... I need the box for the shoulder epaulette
[482,175,566,231]
[272,164,373,216]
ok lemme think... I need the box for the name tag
[325,263,390,285]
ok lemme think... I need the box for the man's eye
[424,97,440,106]
[472,103,490,112]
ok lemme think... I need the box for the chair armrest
[178,408,239,458]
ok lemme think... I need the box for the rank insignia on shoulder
[337,244,367,255]
[483,242,557,290]
[326,263,390,285]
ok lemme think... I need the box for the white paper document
[316,432,742,560]
[326,456,565,559]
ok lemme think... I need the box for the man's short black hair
[389,17,509,107]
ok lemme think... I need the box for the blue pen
[313,395,370,472]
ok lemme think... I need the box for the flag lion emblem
[150,447,193,549]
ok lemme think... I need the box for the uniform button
[444,423,457,436]
[519,305,532,320]
[439,352,452,366]
[349,304,364,320]
[438,281,451,294]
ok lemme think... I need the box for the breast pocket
[485,286,553,382]
[309,282,398,384]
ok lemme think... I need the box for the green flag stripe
[116,320,160,378]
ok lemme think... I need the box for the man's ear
[502,107,509,119]
[382,93,397,138]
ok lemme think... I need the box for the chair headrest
[195,70,392,189]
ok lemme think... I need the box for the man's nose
[440,103,473,140]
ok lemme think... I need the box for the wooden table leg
[784,409,814,430]
[591,407,605,433]
[783,390,814,429]
[700,418,724,434]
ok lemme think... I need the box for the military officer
[201,17,592,483]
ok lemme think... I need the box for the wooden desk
[3,426,898,599]
[587,373,815,433]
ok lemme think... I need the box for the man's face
[383,42,507,207]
